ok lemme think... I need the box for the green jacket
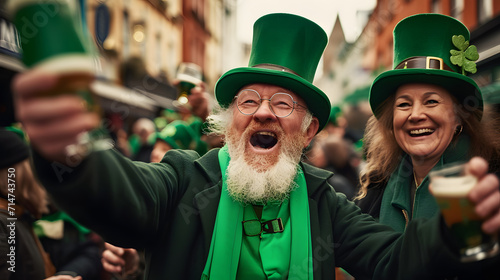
[358,135,473,229]
[33,148,468,280]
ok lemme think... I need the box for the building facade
[367,0,500,72]
[80,0,240,129]
[86,0,183,83]
[320,0,500,110]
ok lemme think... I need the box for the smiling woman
[355,14,500,261]
[392,83,460,169]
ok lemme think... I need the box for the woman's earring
[455,125,463,136]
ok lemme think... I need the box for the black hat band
[395,56,454,72]
[252,63,301,77]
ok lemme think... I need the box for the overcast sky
[236,0,376,43]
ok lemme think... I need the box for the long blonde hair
[355,94,500,200]
[0,160,48,219]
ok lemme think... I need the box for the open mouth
[410,128,435,137]
[250,131,278,149]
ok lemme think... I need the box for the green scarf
[380,135,471,232]
[34,211,91,240]
[201,146,313,279]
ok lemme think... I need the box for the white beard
[224,124,306,204]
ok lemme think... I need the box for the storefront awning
[91,80,158,111]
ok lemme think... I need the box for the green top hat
[214,13,331,131]
[156,120,207,155]
[369,14,482,119]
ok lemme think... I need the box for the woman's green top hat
[369,13,482,119]
[214,13,331,131]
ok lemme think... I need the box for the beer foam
[431,175,477,197]
[8,0,78,15]
[33,55,95,75]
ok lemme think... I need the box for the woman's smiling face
[393,83,460,163]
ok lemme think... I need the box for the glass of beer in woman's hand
[430,163,499,262]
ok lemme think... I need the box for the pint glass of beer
[174,62,202,106]
[429,163,499,262]
[8,0,113,158]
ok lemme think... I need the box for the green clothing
[379,136,470,232]
[33,148,470,280]
[202,147,311,279]
[357,135,500,279]
[238,205,271,278]
[379,153,441,232]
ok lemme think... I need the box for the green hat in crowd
[156,120,207,155]
[214,13,331,131]
[369,13,482,119]
[328,105,342,126]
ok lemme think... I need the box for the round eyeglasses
[234,89,307,118]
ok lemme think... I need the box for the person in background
[128,118,156,162]
[304,106,360,200]
[150,120,208,163]
[12,13,500,280]
[355,14,500,279]
[106,113,131,158]
[0,128,50,279]
[177,78,218,150]
[101,242,142,280]
[35,204,104,280]
[303,137,357,200]
[1,128,104,280]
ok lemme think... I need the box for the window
[122,11,130,59]
[478,0,493,23]
[450,0,464,21]
[432,0,442,14]
[155,33,162,73]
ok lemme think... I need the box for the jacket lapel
[301,162,333,198]
[194,183,221,254]
[194,149,222,254]
[301,162,335,279]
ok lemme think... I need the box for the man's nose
[253,99,277,122]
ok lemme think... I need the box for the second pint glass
[8,0,112,157]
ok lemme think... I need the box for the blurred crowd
[0,72,371,279]
[2,63,499,280]
[0,75,226,279]
[2,3,500,278]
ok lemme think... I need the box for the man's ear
[303,117,319,148]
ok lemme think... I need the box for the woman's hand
[466,157,500,234]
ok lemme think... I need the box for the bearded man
[13,13,500,280]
